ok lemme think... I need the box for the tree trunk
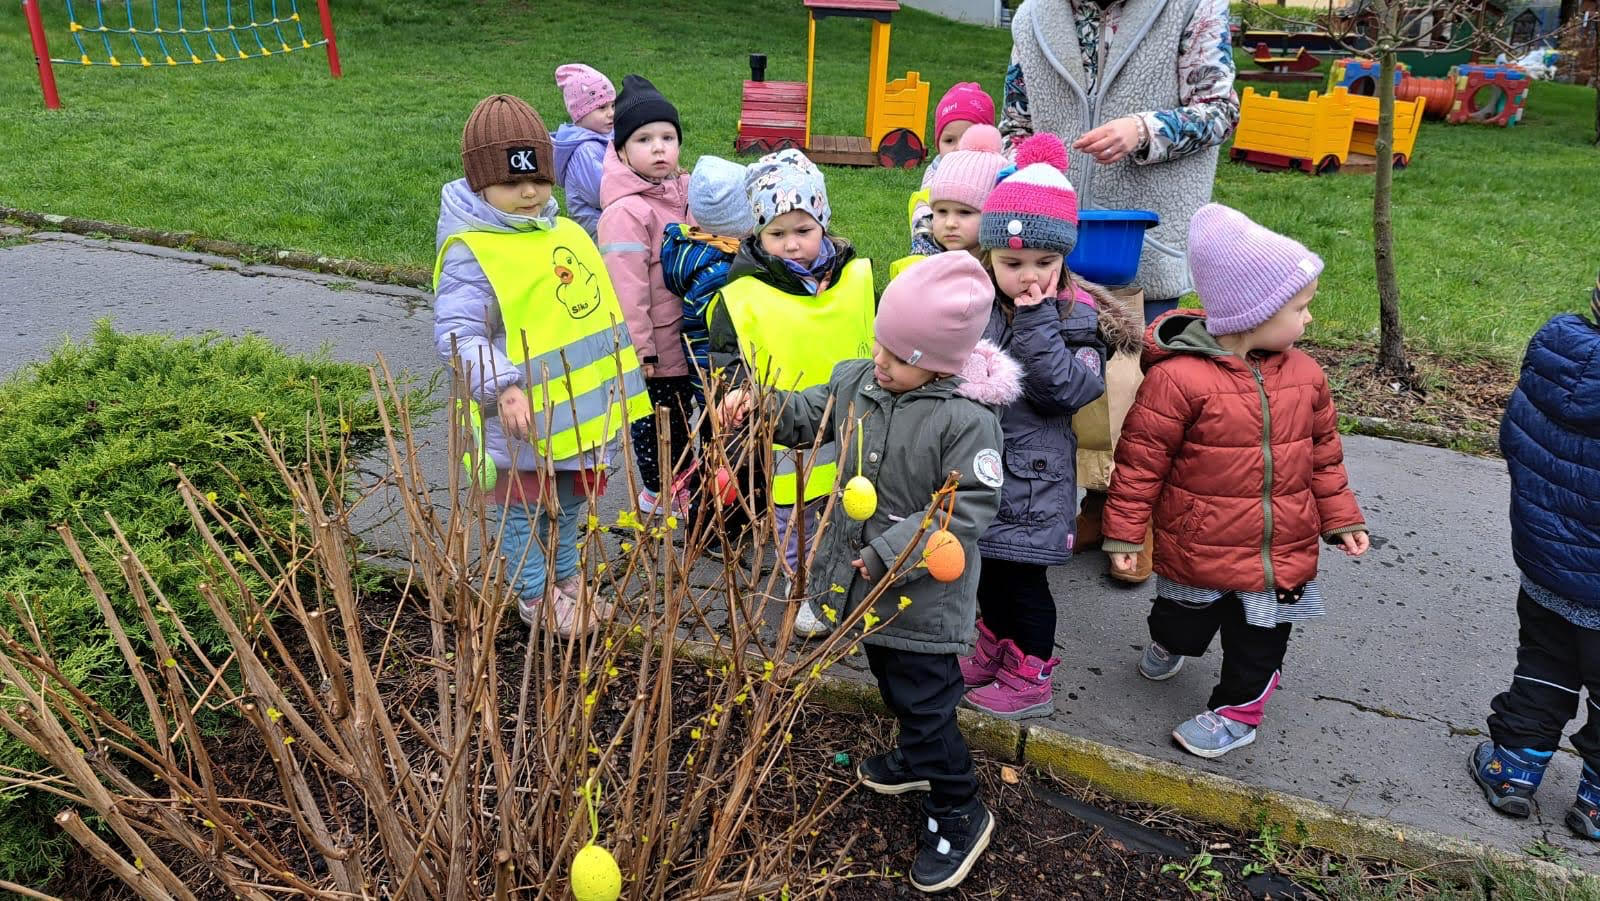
[1372,11,1410,379]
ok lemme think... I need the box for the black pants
[1150,594,1292,715]
[1488,589,1600,770]
[865,644,977,811]
[976,557,1056,659]
[630,375,697,496]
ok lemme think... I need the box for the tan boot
[1076,490,1106,550]
[1109,524,1153,584]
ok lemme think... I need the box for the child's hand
[1339,530,1371,557]
[851,558,871,580]
[498,385,532,440]
[719,389,751,427]
[1108,552,1138,574]
[1014,279,1051,307]
[643,363,657,378]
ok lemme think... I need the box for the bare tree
[1245,0,1549,379]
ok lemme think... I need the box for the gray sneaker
[1172,711,1256,759]
[1138,642,1184,681]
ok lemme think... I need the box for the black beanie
[612,74,681,150]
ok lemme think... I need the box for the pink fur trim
[954,340,1023,406]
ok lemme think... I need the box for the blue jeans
[497,472,587,601]
[1144,296,1181,325]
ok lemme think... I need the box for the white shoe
[793,599,832,639]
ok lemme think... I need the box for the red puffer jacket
[1103,313,1365,591]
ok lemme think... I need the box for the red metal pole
[22,0,62,109]
[314,0,342,78]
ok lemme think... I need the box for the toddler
[890,124,1007,279]
[911,82,996,255]
[552,62,616,238]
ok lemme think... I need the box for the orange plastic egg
[923,529,965,582]
[713,467,739,505]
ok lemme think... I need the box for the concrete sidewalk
[4,228,1593,871]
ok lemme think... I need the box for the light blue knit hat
[689,156,756,237]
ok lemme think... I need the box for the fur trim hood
[1072,278,1145,356]
[954,339,1024,407]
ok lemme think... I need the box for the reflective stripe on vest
[711,258,874,504]
[435,221,652,489]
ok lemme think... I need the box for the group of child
[429,66,1600,888]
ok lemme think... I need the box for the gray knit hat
[745,148,830,230]
[689,156,756,237]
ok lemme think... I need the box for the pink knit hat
[1187,203,1324,336]
[979,134,1079,254]
[926,125,1007,211]
[875,251,995,375]
[555,63,616,123]
[934,82,996,146]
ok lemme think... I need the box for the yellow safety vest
[711,258,875,505]
[888,254,924,280]
[434,220,652,491]
[907,188,929,232]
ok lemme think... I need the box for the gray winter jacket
[979,287,1107,566]
[770,344,1024,655]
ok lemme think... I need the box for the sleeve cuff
[1101,538,1146,554]
[860,545,888,582]
[1322,524,1367,544]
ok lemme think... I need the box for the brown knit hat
[461,94,554,192]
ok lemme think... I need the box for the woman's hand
[1072,116,1145,165]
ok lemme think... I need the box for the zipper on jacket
[1249,361,1277,589]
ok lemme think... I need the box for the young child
[664,155,757,385]
[720,251,1020,893]
[1471,272,1600,841]
[552,63,616,239]
[911,83,997,256]
[705,149,875,619]
[891,125,1007,279]
[1102,203,1369,759]
[433,94,650,635]
[957,134,1107,721]
[598,74,694,516]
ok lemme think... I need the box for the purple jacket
[553,123,610,238]
[432,178,613,473]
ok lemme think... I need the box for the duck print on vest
[552,247,602,319]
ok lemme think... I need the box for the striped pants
[1488,589,1600,770]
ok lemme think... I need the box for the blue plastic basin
[1067,209,1159,287]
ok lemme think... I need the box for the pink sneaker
[958,620,1005,688]
[962,642,1059,720]
[637,487,689,517]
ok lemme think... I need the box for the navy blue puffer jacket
[1500,313,1600,606]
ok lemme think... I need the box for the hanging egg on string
[923,529,966,582]
[570,843,622,901]
[843,475,877,521]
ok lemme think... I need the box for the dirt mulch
[1305,340,1517,442]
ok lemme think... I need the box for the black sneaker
[910,797,994,894]
[857,749,931,795]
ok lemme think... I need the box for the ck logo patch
[507,147,540,174]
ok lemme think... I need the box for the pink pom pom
[956,124,1003,154]
[1014,133,1069,172]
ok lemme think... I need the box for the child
[705,149,875,621]
[1471,272,1600,841]
[911,83,996,256]
[720,251,1020,893]
[891,125,1007,279]
[433,94,650,635]
[664,155,757,385]
[957,134,1107,721]
[598,74,694,516]
[552,63,616,238]
[1102,203,1369,759]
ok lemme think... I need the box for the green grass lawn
[2,0,1596,360]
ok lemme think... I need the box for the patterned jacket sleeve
[999,51,1033,156]
[1130,0,1239,165]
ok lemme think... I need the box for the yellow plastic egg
[842,475,878,521]
[923,529,966,582]
[570,843,622,901]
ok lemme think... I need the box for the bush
[0,322,390,884]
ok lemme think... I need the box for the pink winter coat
[597,147,693,377]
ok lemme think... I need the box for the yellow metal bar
[805,13,816,148]
[866,19,889,144]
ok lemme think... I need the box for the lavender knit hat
[875,251,995,375]
[979,134,1078,255]
[555,63,615,123]
[926,125,1007,212]
[1187,203,1325,336]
